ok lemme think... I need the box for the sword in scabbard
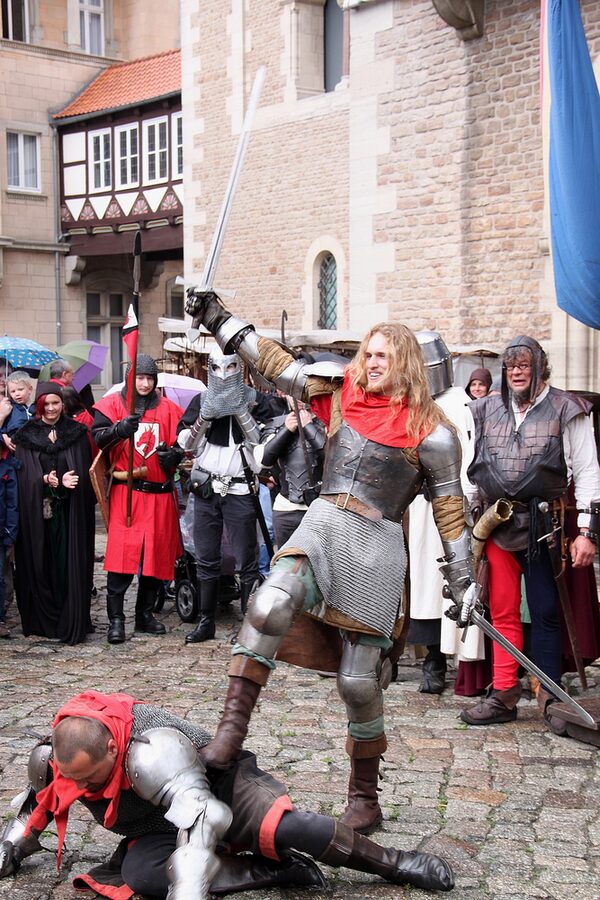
[537,500,588,690]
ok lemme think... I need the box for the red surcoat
[94,393,183,579]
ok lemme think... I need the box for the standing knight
[185,291,477,840]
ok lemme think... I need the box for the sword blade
[470,609,596,728]
[200,66,266,291]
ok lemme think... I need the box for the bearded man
[461,336,600,729]
[92,355,184,643]
[183,291,477,841]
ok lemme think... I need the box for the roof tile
[53,48,181,119]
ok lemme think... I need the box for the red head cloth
[24,691,137,868]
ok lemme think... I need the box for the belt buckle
[336,492,351,510]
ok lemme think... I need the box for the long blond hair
[348,322,445,440]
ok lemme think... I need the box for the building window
[317,253,337,329]
[172,113,183,179]
[143,116,168,185]
[89,128,111,191]
[2,0,28,40]
[79,0,104,55]
[324,0,343,92]
[7,131,40,191]
[86,290,124,386]
[115,124,139,189]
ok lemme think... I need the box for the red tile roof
[53,49,181,120]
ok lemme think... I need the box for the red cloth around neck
[338,373,426,448]
[25,691,137,868]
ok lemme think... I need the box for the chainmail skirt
[279,497,406,638]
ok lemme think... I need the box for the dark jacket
[0,457,18,546]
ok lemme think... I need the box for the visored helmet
[415,330,453,397]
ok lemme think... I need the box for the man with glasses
[461,336,600,729]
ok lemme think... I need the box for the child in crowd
[1,371,34,451]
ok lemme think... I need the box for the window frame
[171,112,183,180]
[86,288,126,389]
[79,0,104,56]
[2,0,29,41]
[114,123,139,190]
[6,130,41,193]
[88,127,112,193]
[143,115,169,186]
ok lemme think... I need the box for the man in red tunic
[93,355,184,643]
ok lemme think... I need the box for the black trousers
[106,571,161,599]
[272,507,306,548]
[193,492,259,584]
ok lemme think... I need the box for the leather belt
[114,479,174,494]
[321,492,383,522]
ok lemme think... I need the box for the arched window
[317,253,337,329]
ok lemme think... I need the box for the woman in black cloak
[13,383,95,644]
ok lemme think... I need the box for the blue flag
[543,0,600,329]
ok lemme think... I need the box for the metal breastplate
[321,422,422,522]
[468,391,576,503]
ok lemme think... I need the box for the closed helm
[416,330,453,397]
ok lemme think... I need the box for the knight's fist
[184,290,230,334]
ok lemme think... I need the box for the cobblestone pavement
[1,541,600,900]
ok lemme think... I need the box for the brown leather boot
[460,682,522,725]
[537,687,568,736]
[318,820,454,892]
[200,656,270,769]
[339,736,387,835]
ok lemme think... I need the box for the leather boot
[537,687,568,736]
[460,682,522,725]
[186,579,219,643]
[239,579,255,616]
[318,820,454,892]
[210,850,328,894]
[134,579,166,635]
[106,593,125,644]
[200,656,270,769]
[419,645,447,694]
[339,736,387,835]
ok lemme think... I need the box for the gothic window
[317,253,337,329]
[324,0,343,92]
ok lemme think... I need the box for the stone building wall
[182,0,600,389]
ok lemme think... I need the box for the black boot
[318,821,454,892]
[210,850,328,894]
[134,578,166,635]
[419,644,447,694]
[186,579,219,644]
[106,593,125,644]
[239,579,255,616]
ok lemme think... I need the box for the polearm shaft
[199,66,266,292]
[469,608,596,728]
[126,231,141,527]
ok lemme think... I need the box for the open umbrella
[38,339,108,391]
[105,372,205,411]
[0,336,58,371]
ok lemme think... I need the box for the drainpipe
[51,124,62,345]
